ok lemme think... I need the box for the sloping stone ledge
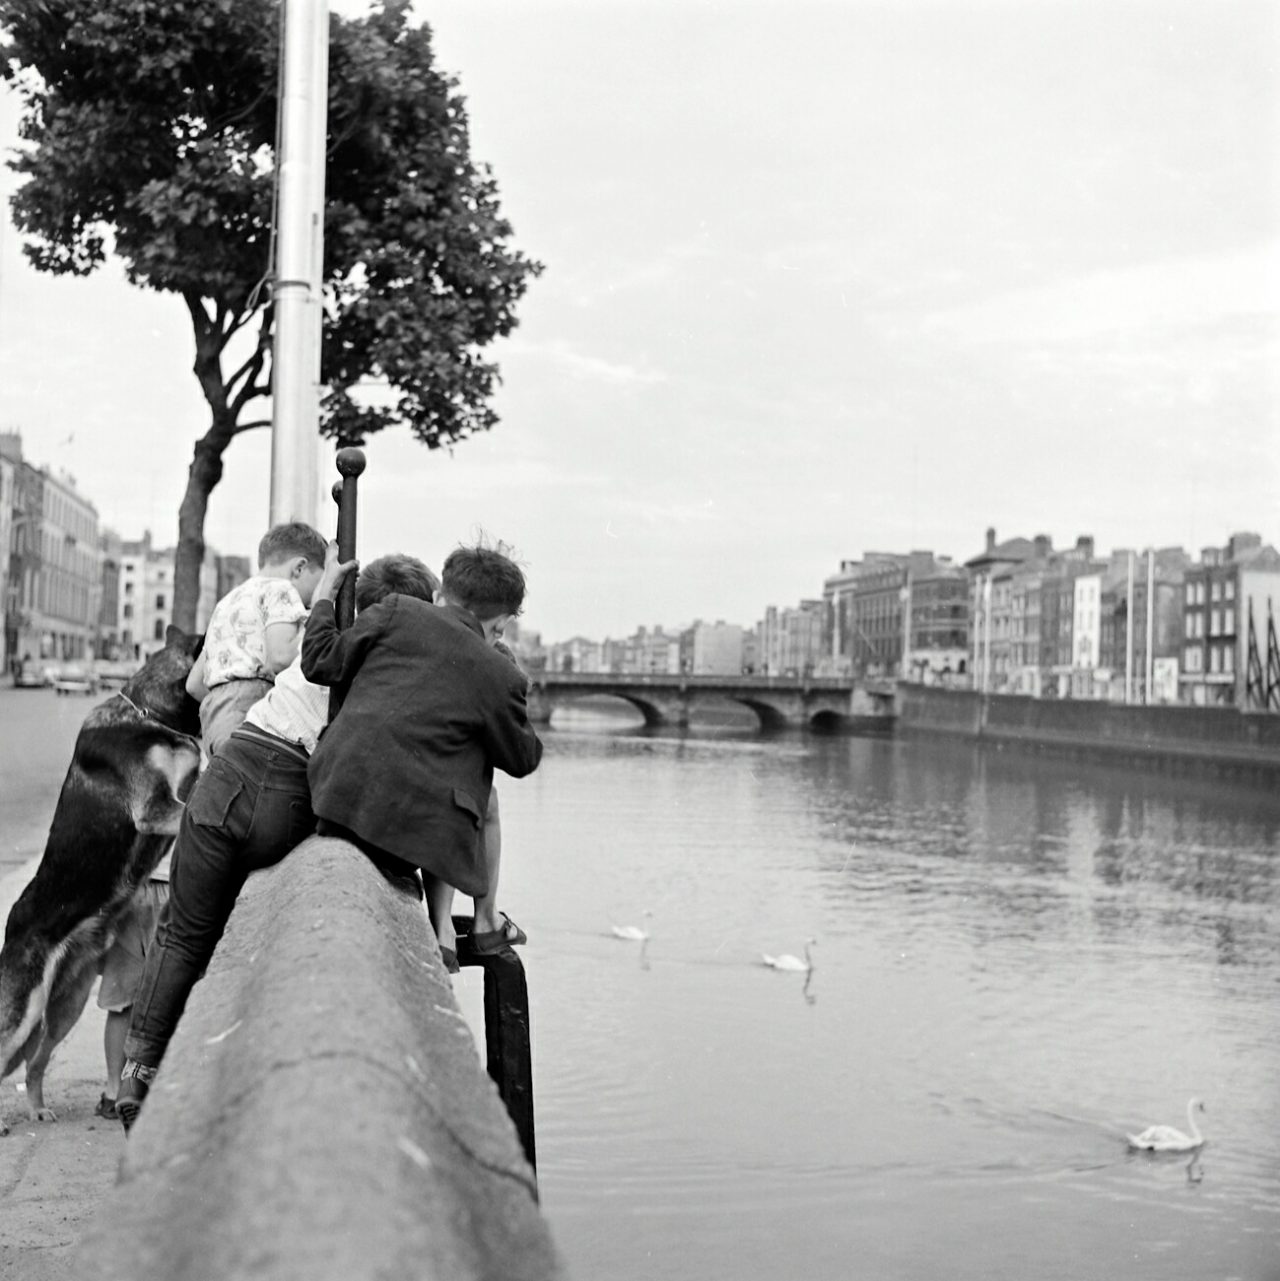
[73,836,563,1281]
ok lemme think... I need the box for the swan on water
[611,911,652,942]
[1127,1098,1207,1152]
[762,938,816,972]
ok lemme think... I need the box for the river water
[479,706,1280,1281]
[3,691,1276,1278]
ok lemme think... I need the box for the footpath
[0,857,123,1281]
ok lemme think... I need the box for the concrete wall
[76,838,562,1281]
[899,684,1280,774]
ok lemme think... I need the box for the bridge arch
[728,698,791,732]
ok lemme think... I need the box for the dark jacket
[301,596,543,894]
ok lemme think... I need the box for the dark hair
[257,522,326,569]
[356,554,440,612]
[441,545,526,620]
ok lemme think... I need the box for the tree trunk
[172,422,231,633]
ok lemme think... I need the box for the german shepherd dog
[0,626,203,1134]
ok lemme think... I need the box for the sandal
[94,1093,118,1120]
[465,912,528,957]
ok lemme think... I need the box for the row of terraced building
[821,528,1280,710]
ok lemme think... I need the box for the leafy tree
[1,0,540,628]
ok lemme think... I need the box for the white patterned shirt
[203,576,307,688]
[243,655,329,755]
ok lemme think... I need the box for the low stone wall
[899,684,1280,776]
[74,837,562,1281]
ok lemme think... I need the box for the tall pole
[1145,548,1156,703]
[1125,551,1134,704]
[900,570,912,680]
[270,0,330,528]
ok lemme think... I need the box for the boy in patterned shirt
[186,522,327,757]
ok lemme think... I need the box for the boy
[187,522,327,757]
[115,552,440,1131]
[301,542,543,965]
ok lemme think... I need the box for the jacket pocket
[187,763,244,828]
[451,787,484,829]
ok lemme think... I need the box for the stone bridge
[527,672,896,732]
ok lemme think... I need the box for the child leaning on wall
[301,540,543,970]
[185,522,327,758]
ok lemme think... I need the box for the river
[3,690,1277,1279]
[481,705,1280,1281]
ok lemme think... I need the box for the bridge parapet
[527,672,895,731]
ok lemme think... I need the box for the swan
[1127,1098,1206,1152]
[762,938,816,972]
[611,911,652,942]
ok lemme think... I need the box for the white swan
[762,938,816,972]
[611,911,651,942]
[1127,1098,1206,1152]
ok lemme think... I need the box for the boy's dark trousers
[124,727,316,1069]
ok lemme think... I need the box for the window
[123,604,133,620]
[1185,583,1195,605]
[153,619,165,641]
[1210,609,1220,637]
[1225,578,1236,601]
[124,582,133,596]
[1211,580,1222,602]
[1223,645,1234,674]
[1210,647,1220,673]
[155,594,165,611]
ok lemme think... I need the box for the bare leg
[423,874,457,954]
[472,789,503,936]
[103,1008,128,1102]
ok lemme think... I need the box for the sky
[1,0,1277,641]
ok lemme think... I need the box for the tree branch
[230,373,270,421]
[232,417,272,436]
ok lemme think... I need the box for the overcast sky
[1,1,1276,640]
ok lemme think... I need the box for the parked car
[94,659,139,689]
[51,662,100,696]
[13,656,56,688]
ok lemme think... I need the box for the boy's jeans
[124,728,315,1070]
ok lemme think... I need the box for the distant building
[216,554,252,602]
[0,433,102,663]
[758,601,824,675]
[1181,532,1280,708]
[119,532,221,657]
[547,636,604,673]
[620,626,680,675]
[98,528,125,659]
[0,450,14,672]
[691,620,744,675]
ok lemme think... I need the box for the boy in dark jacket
[302,542,543,966]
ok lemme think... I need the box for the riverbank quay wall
[897,685,1280,778]
[75,837,562,1281]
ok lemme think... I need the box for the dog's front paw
[0,1120,9,1137]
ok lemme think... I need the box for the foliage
[0,0,541,625]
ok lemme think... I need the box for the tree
[1,0,540,628]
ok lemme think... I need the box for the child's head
[356,555,440,612]
[440,544,526,642]
[257,523,327,606]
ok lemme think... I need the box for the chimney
[1075,535,1094,560]
[1033,534,1051,558]
[985,527,996,553]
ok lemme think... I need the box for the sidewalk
[0,858,123,1281]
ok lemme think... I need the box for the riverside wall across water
[896,684,1280,779]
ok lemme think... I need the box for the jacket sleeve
[301,598,390,690]
[483,668,544,780]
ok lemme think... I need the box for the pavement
[0,856,126,1281]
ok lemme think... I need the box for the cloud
[921,243,1280,344]
[504,336,666,386]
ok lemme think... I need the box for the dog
[0,626,203,1134]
